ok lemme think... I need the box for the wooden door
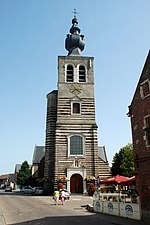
[70,174,83,193]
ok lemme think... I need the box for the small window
[144,116,150,146]
[79,65,86,82]
[140,80,150,98]
[66,65,73,82]
[70,135,83,155]
[73,103,80,114]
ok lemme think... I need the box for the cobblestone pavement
[0,191,149,225]
[0,192,94,225]
[0,211,6,225]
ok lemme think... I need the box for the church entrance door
[70,174,83,193]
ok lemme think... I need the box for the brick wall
[129,51,150,218]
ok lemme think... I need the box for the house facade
[128,51,150,220]
[44,15,110,194]
[0,174,14,189]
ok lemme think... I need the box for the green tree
[17,161,31,187]
[111,143,135,177]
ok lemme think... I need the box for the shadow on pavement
[7,213,149,225]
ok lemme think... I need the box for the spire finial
[72,9,78,18]
[65,11,85,56]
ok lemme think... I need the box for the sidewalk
[87,204,149,225]
[0,211,6,225]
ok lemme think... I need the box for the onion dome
[65,14,85,56]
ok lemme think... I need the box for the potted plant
[85,176,96,182]
[57,176,67,183]
[87,183,96,196]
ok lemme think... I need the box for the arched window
[66,65,73,82]
[69,135,83,155]
[79,65,86,82]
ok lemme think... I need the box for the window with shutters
[140,79,150,98]
[79,65,86,82]
[144,116,150,146]
[66,65,74,82]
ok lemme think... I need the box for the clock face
[69,84,82,95]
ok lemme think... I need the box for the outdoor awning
[120,176,135,186]
[100,175,129,185]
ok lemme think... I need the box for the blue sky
[0,0,150,175]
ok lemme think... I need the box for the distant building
[98,146,111,179]
[0,173,14,188]
[0,174,9,187]
[44,14,110,194]
[15,164,21,173]
[14,164,21,189]
[32,145,45,178]
[128,51,150,220]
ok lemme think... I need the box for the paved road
[0,190,148,225]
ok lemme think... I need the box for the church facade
[44,15,110,194]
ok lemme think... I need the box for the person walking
[53,188,59,205]
[60,189,65,205]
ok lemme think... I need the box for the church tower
[44,14,110,194]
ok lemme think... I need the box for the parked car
[59,189,70,200]
[32,187,44,195]
[0,184,5,189]
[21,186,33,194]
[5,186,12,192]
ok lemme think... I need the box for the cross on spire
[72,9,78,18]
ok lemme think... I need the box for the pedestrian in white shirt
[60,189,65,205]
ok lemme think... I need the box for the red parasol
[100,175,129,185]
[120,176,135,186]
